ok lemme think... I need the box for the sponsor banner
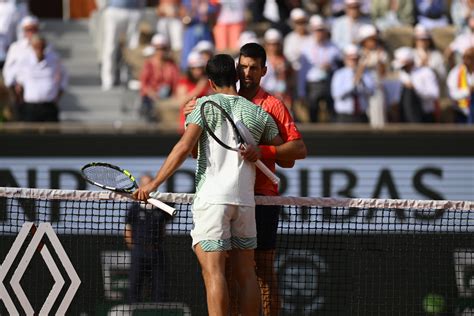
[0,157,472,200]
[0,157,473,235]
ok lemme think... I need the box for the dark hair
[205,54,237,87]
[239,42,266,67]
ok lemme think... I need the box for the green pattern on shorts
[231,237,257,250]
[200,239,232,252]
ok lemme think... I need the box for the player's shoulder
[259,89,286,110]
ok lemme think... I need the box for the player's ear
[208,79,217,91]
[262,66,267,77]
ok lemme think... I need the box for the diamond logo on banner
[0,222,81,314]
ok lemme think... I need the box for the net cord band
[0,187,472,211]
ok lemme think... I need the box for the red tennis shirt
[249,88,302,196]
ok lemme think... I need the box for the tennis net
[0,187,473,315]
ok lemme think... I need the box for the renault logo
[0,222,81,314]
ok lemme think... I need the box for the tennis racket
[80,162,176,216]
[200,100,280,184]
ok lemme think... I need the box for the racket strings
[83,166,135,190]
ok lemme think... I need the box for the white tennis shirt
[186,93,279,206]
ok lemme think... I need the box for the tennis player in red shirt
[237,42,307,316]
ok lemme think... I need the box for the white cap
[393,47,415,69]
[142,45,156,57]
[290,8,307,21]
[264,28,282,43]
[309,15,326,30]
[151,33,169,47]
[344,44,359,57]
[414,24,430,39]
[21,16,39,28]
[345,0,360,5]
[358,24,377,43]
[194,40,215,53]
[239,31,259,47]
[187,51,207,68]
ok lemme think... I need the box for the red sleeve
[262,96,302,142]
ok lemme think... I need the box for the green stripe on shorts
[231,237,257,250]
[199,239,231,252]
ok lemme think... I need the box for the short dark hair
[239,43,266,67]
[205,54,237,87]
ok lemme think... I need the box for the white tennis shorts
[191,196,257,252]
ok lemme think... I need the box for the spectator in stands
[302,0,331,17]
[358,24,389,127]
[192,40,215,64]
[125,174,170,303]
[176,51,211,132]
[3,15,39,89]
[414,0,448,29]
[212,0,247,54]
[413,24,446,82]
[139,34,180,122]
[155,0,183,58]
[179,0,218,71]
[0,79,12,121]
[298,15,341,122]
[392,47,440,122]
[331,44,376,123]
[371,0,414,31]
[283,8,310,72]
[451,0,474,33]
[0,0,19,69]
[331,0,372,50]
[15,35,67,122]
[446,13,474,66]
[261,28,293,108]
[446,46,474,124]
[122,23,154,81]
[250,0,291,25]
[100,0,144,91]
[238,30,259,49]
[331,0,370,17]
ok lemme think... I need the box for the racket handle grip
[255,159,280,185]
[147,198,177,216]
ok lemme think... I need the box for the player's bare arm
[133,123,202,201]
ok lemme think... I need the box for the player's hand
[132,182,157,201]
[183,97,197,116]
[240,144,260,163]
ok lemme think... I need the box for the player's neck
[214,85,238,96]
[239,86,259,100]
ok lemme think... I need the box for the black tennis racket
[80,162,176,216]
[200,100,280,184]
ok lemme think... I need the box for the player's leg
[195,244,229,316]
[190,198,234,315]
[255,204,281,316]
[255,249,280,316]
[230,204,260,315]
[230,248,260,316]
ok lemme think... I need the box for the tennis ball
[422,293,445,314]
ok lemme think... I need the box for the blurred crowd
[0,0,67,122]
[1,0,474,125]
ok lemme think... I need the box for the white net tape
[1,187,472,211]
